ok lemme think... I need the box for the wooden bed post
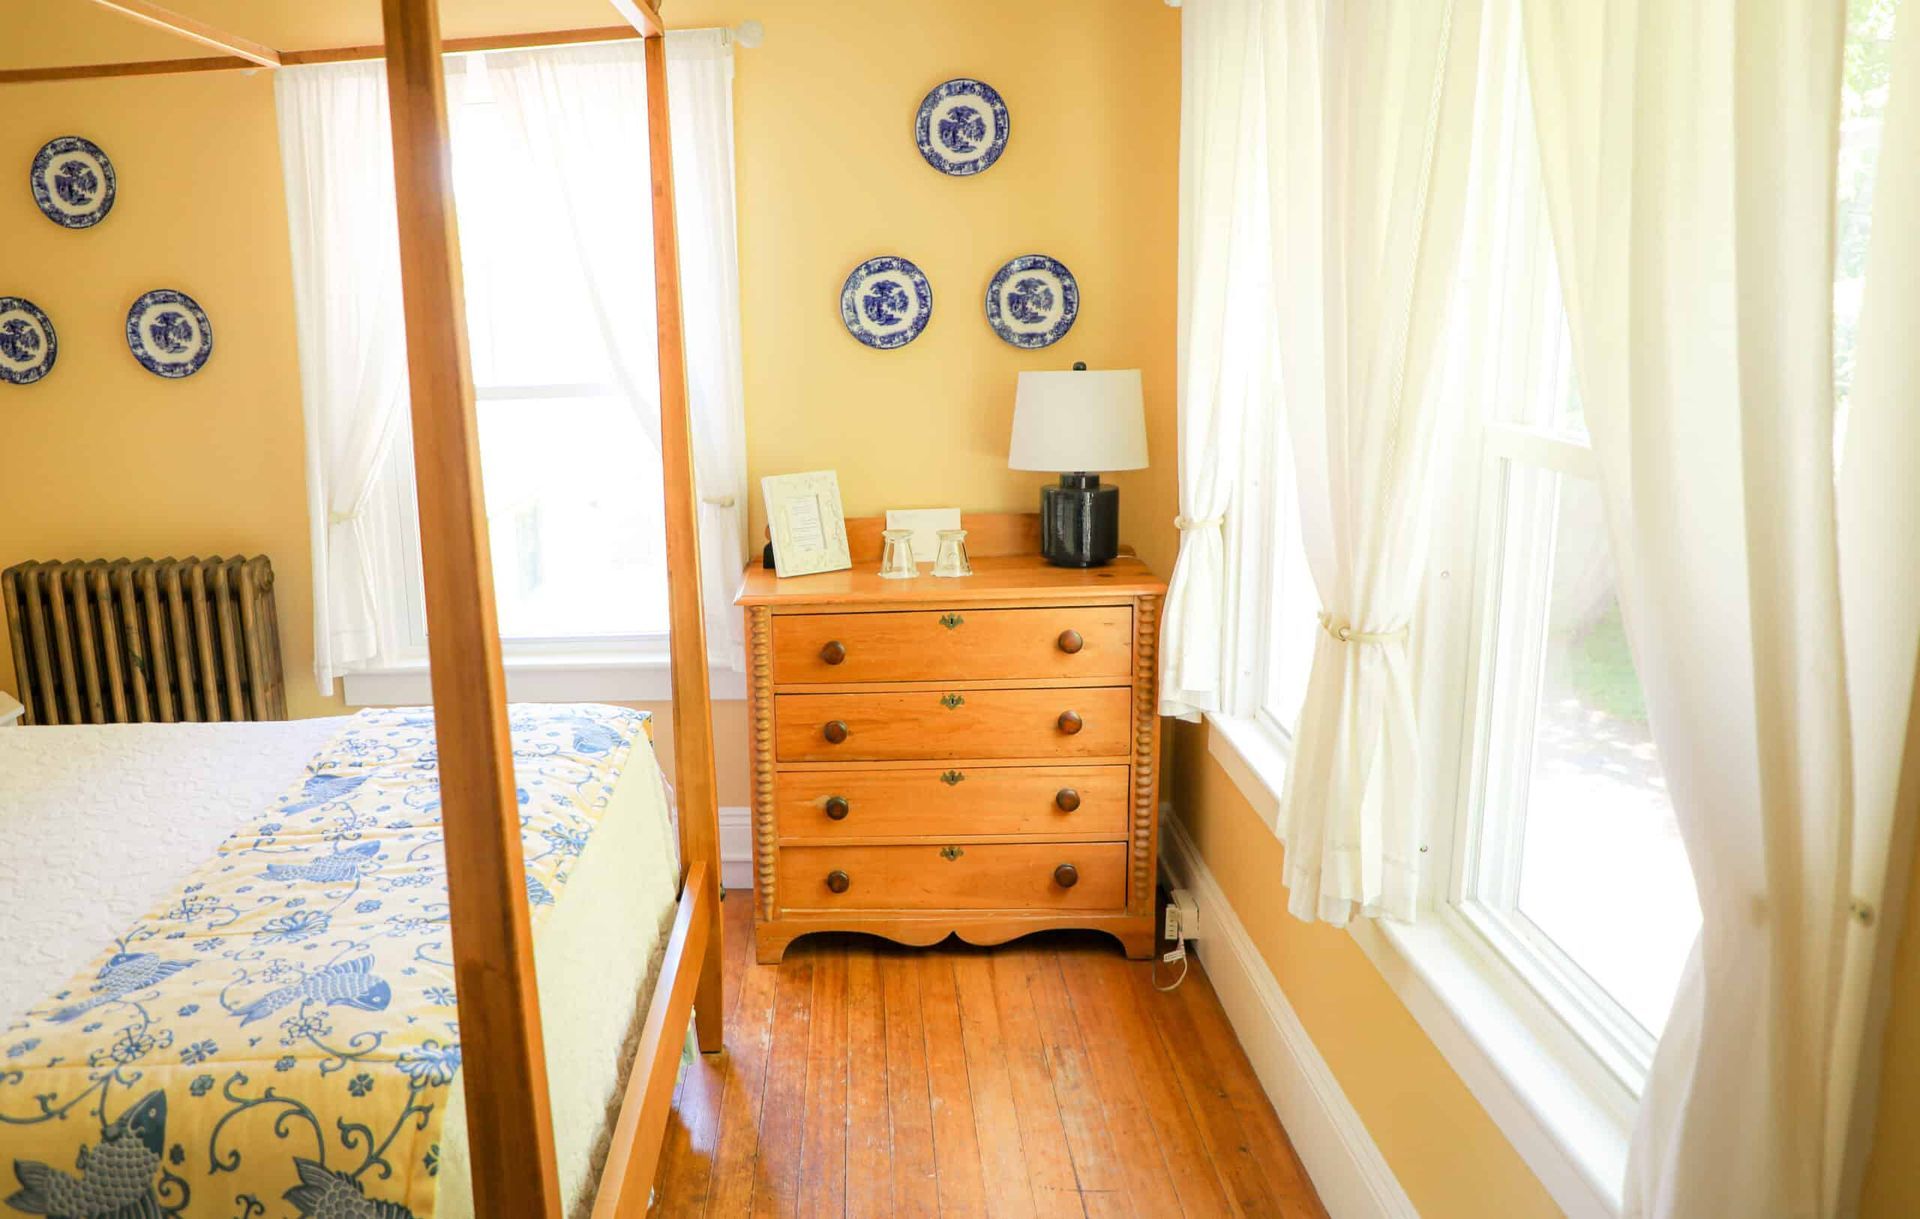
[380,0,564,1213]
[643,24,727,1056]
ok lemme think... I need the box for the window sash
[1438,419,1662,1091]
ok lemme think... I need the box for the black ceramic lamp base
[1040,473,1119,567]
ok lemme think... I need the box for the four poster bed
[0,1,723,1215]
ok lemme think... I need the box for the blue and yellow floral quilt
[0,703,652,1218]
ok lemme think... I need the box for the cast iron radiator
[1,556,286,725]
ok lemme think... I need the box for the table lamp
[1008,364,1148,567]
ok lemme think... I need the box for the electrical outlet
[1163,904,1183,942]
[1168,887,1200,941]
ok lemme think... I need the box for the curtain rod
[0,21,760,85]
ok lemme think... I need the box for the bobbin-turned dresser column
[736,516,1165,964]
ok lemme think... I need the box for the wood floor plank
[1178,961,1328,1216]
[705,902,784,1218]
[797,943,849,1218]
[1079,951,1234,1218]
[659,896,756,1212]
[880,950,940,1218]
[953,950,1041,1219]
[655,901,1325,1219]
[748,953,814,1218]
[1056,950,1204,1218]
[1133,959,1295,1217]
[989,947,1086,1218]
[1022,944,1132,1205]
[919,952,989,1217]
[845,947,894,1217]
[1052,952,1182,1219]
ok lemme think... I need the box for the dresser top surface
[736,553,1165,608]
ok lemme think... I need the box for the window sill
[1203,714,1633,1219]
[342,648,747,707]
[1205,710,1292,828]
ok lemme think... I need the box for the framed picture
[762,470,852,578]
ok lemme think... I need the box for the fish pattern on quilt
[0,703,651,1218]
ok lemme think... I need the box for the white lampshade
[1008,369,1149,473]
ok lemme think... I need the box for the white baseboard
[718,805,752,890]
[1160,813,1417,1219]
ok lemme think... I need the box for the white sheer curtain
[485,34,749,670]
[1264,0,1487,925]
[1520,1,1865,1213]
[1160,0,1272,722]
[275,61,410,695]
[1834,10,1920,1209]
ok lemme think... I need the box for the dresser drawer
[775,764,1130,841]
[778,841,1127,911]
[770,606,1133,684]
[774,686,1133,762]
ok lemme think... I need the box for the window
[1429,0,1902,1091]
[1216,186,1320,751]
[1426,31,1697,1089]
[366,55,669,664]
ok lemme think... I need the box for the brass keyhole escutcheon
[1056,710,1084,735]
[826,870,851,894]
[1054,788,1080,812]
[824,796,850,821]
[940,845,964,861]
[823,719,849,744]
[939,770,966,786]
[939,612,965,630]
[1056,629,1085,654]
[940,693,965,710]
[820,639,847,665]
[1053,863,1079,888]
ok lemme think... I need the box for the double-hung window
[1435,115,1694,1082]
[1431,0,1901,1093]
[360,54,671,674]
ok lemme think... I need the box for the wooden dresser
[737,514,1165,963]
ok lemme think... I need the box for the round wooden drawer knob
[823,719,849,744]
[1053,863,1080,889]
[1057,629,1085,654]
[825,795,850,821]
[826,869,851,894]
[1054,788,1081,812]
[820,640,847,665]
[1057,710,1084,735]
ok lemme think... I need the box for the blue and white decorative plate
[915,78,1010,177]
[841,256,933,350]
[985,254,1079,349]
[125,289,213,379]
[0,297,57,385]
[30,136,116,229]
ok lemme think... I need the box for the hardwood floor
[652,893,1328,1217]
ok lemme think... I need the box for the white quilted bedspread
[0,718,345,1023]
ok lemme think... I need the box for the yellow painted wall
[0,70,324,715]
[1168,721,1565,1217]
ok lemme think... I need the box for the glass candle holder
[932,528,972,578]
[879,528,919,579]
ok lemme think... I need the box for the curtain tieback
[1174,514,1223,531]
[328,509,362,527]
[1318,611,1409,645]
[701,494,737,509]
